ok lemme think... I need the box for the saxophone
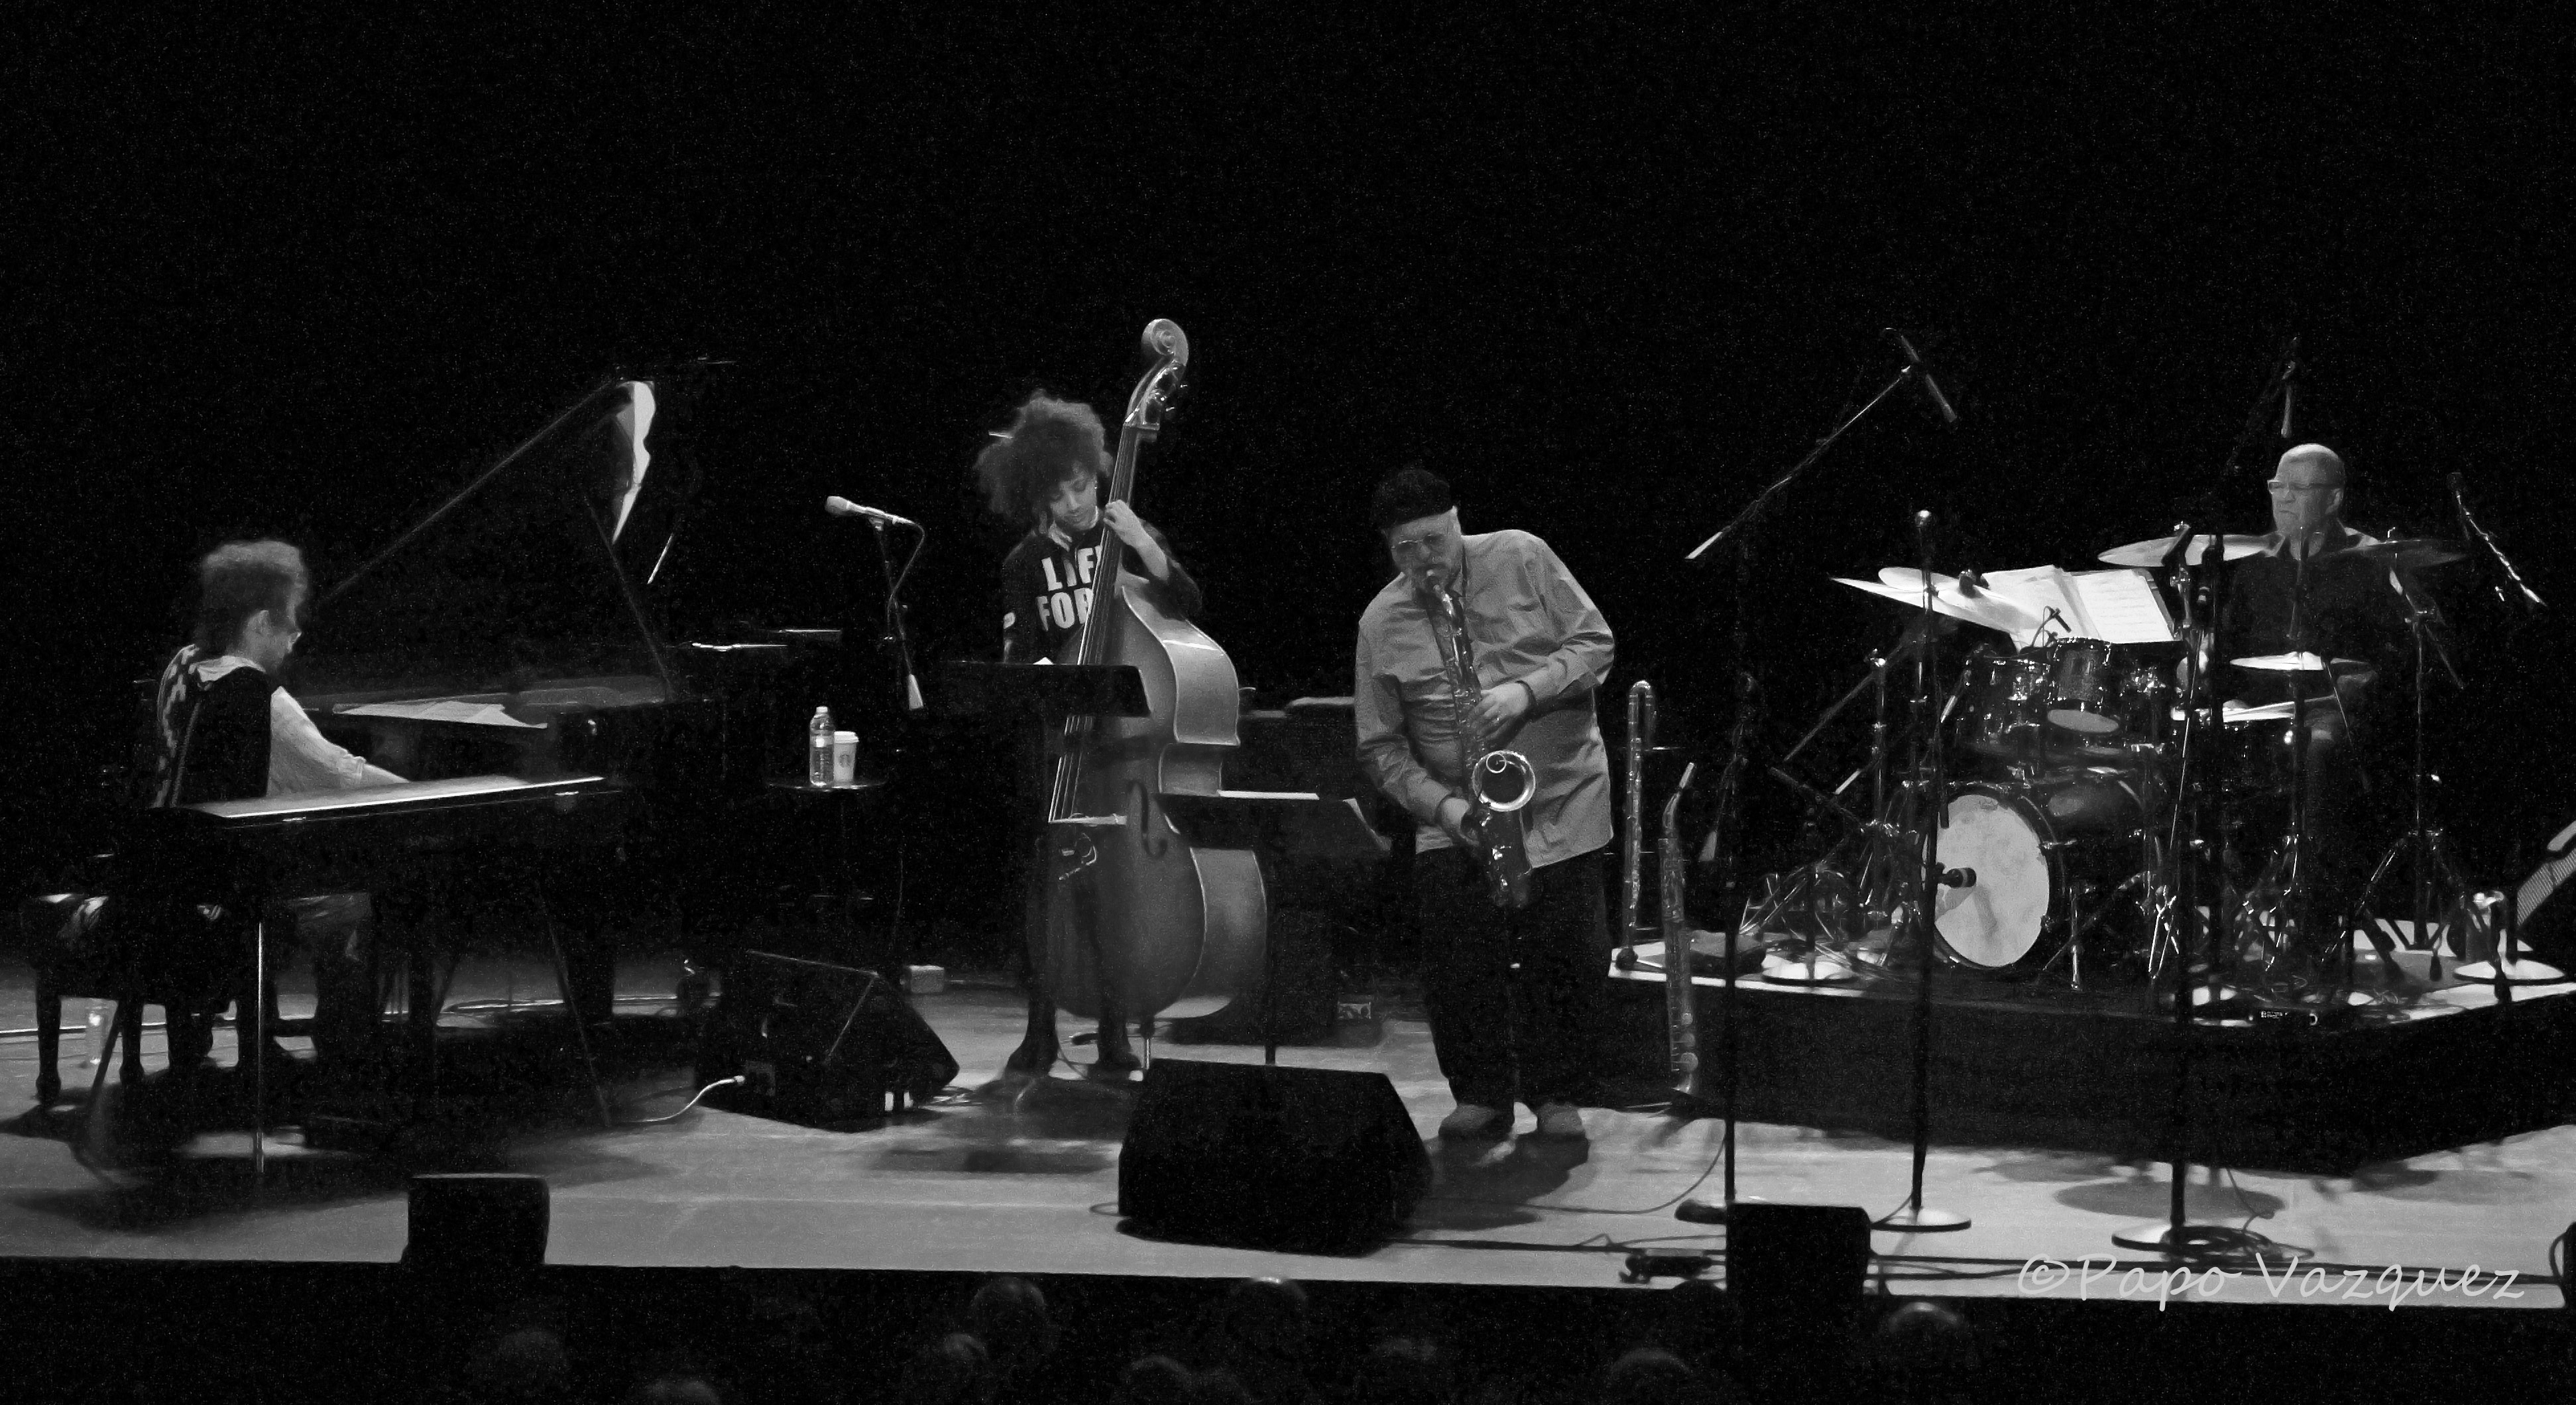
[1435,587,1535,910]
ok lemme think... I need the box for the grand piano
[163,367,858,1090]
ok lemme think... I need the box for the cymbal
[2231,652,2362,673]
[2099,532,2268,568]
[2339,536,2467,571]
[1836,574,2042,637]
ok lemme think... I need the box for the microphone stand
[2113,587,2280,1262]
[1678,360,1920,1229]
[866,519,928,717]
[1877,510,1969,1233]
[1684,362,1924,906]
[860,517,925,975]
[2451,473,2547,621]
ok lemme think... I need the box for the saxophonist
[1355,468,1616,1141]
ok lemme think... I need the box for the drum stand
[1877,511,1969,1235]
[2233,551,2347,1001]
[2341,574,2465,991]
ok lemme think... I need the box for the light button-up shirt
[1354,528,1615,868]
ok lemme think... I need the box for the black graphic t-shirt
[999,519,1202,663]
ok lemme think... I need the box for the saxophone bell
[1472,749,1535,814]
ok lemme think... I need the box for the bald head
[2268,442,2347,545]
[2277,443,2345,488]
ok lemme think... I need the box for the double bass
[1041,320,1264,1030]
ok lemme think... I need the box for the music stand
[1159,792,1389,1064]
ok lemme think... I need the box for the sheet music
[335,699,546,729]
[1981,566,2084,648]
[2068,568,2177,644]
[1977,565,2176,647]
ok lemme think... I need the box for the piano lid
[293,380,680,706]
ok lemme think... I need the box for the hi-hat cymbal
[2339,537,2467,571]
[1836,574,2042,637]
[2231,652,2361,673]
[2099,532,2269,568]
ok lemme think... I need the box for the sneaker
[1533,1102,1587,1140]
[1438,1103,1510,1140]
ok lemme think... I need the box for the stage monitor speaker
[405,1174,548,1276]
[1118,1058,1431,1252]
[1726,1202,1872,1337]
[701,950,959,1123]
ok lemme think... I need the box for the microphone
[825,497,917,528]
[1887,330,1960,424]
[2277,336,2299,439]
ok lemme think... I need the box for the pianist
[150,539,406,1066]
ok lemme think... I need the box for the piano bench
[19,892,243,1107]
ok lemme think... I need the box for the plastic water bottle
[808,706,833,786]
[83,999,108,1069]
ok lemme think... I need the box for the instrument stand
[1878,513,1969,1235]
[2232,552,2341,1002]
[2341,574,2465,991]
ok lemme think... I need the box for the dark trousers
[1415,845,1610,1110]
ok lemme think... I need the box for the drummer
[2218,444,2411,717]
[2215,443,2414,933]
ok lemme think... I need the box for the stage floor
[0,952,2565,1310]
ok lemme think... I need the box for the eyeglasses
[2266,481,2336,495]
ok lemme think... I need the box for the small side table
[763,776,895,967]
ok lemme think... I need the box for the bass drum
[1932,774,2156,971]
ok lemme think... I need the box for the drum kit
[1747,524,2484,1002]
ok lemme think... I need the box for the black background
[9,7,2568,955]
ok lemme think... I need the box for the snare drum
[1932,774,2154,971]
[2043,639,2123,735]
